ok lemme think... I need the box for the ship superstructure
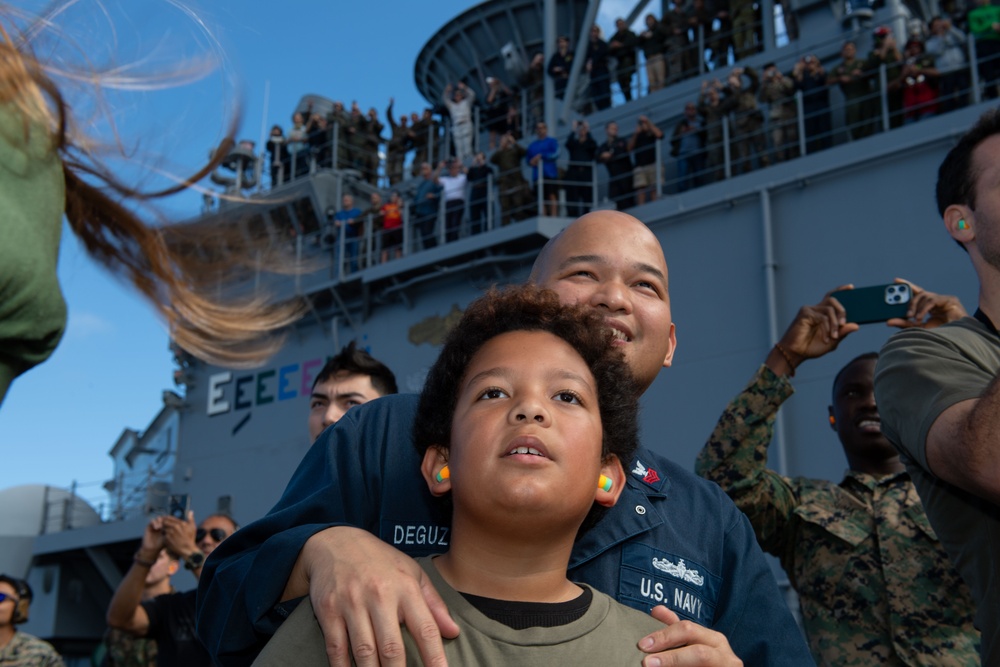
[8,0,989,660]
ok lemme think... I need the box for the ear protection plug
[829,415,836,426]
[598,474,613,492]
[435,465,450,483]
[958,219,969,230]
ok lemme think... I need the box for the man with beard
[698,285,978,665]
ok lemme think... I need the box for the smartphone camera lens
[885,285,908,304]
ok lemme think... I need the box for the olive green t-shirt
[875,317,1000,664]
[254,556,665,666]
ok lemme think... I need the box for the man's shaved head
[527,211,676,390]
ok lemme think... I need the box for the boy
[254,286,664,665]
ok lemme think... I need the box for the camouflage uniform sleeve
[695,365,802,560]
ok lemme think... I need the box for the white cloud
[64,311,115,340]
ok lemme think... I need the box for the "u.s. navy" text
[640,577,704,618]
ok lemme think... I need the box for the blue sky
[1,0,633,506]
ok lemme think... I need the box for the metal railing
[241,20,1000,279]
[262,13,788,195]
[259,36,992,282]
[649,33,991,195]
[269,120,448,191]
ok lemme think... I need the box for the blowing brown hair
[1,13,305,368]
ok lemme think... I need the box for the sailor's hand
[285,526,458,667]
[639,606,743,666]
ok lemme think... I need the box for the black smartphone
[831,284,911,324]
[167,494,190,520]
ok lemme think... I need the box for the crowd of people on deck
[259,1,775,195]
[253,1,1000,274]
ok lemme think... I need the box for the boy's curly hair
[414,284,639,468]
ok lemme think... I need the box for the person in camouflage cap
[696,283,980,665]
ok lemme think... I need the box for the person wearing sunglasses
[195,515,239,560]
[0,574,63,666]
[107,513,236,667]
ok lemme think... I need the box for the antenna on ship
[257,79,271,194]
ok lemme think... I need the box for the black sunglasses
[0,593,18,603]
[196,528,229,543]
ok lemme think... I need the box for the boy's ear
[595,455,626,508]
[420,446,451,497]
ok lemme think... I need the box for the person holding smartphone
[107,512,236,667]
[696,283,977,665]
